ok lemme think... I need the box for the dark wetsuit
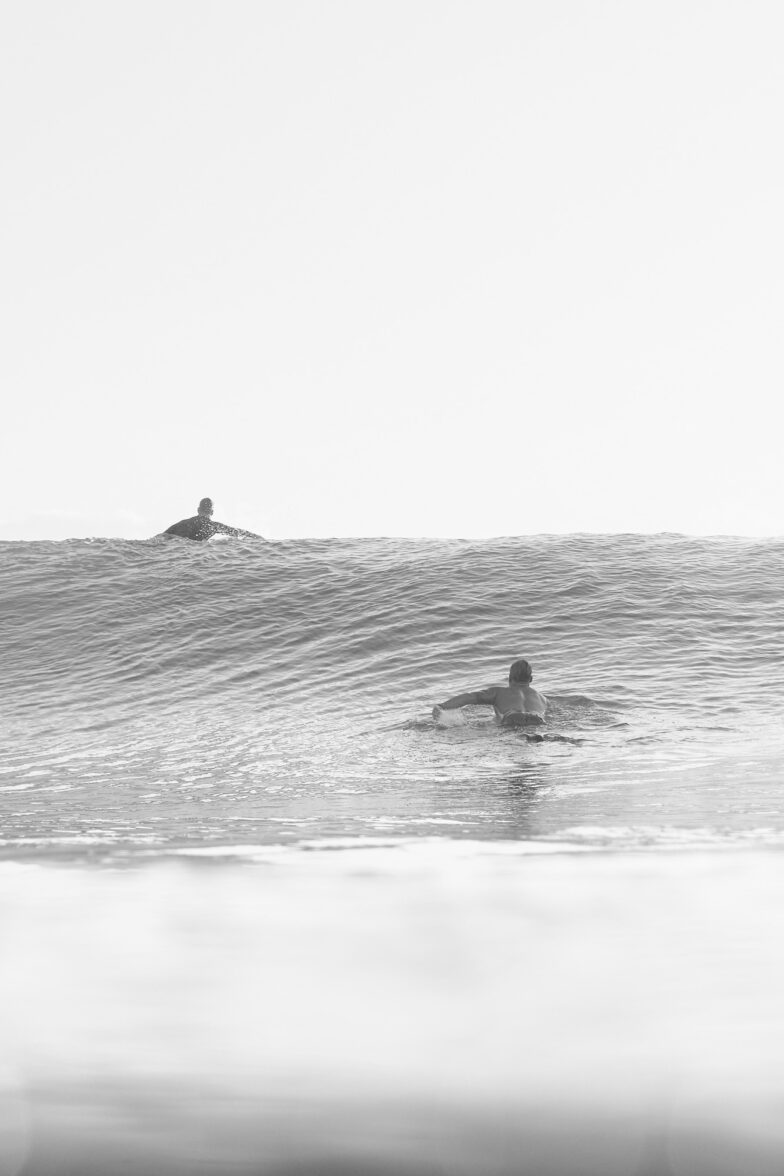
[163,516,261,541]
[499,711,545,729]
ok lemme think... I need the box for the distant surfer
[433,659,547,728]
[163,498,264,542]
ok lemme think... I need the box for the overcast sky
[2,1,783,540]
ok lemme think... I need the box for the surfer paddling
[433,659,547,728]
[163,498,264,542]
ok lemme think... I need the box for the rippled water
[3,534,784,1173]
[4,533,784,858]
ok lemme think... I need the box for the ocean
[3,533,784,1174]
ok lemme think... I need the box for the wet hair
[509,659,532,684]
[198,498,214,515]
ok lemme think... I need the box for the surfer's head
[197,498,214,517]
[509,659,533,685]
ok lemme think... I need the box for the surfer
[163,498,264,542]
[433,659,547,728]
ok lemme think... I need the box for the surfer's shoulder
[163,515,214,541]
[163,516,195,538]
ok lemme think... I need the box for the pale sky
[2,1,783,541]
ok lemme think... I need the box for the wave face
[3,533,784,859]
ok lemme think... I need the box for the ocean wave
[4,534,784,860]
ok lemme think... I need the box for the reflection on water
[6,717,784,861]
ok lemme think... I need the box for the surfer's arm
[211,522,265,539]
[435,687,497,711]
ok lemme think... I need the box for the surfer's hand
[432,705,443,721]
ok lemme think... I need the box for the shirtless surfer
[433,659,547,728]
[163,498,263,542]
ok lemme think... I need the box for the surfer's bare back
[163,498,264,542]
[433,659,547,728]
